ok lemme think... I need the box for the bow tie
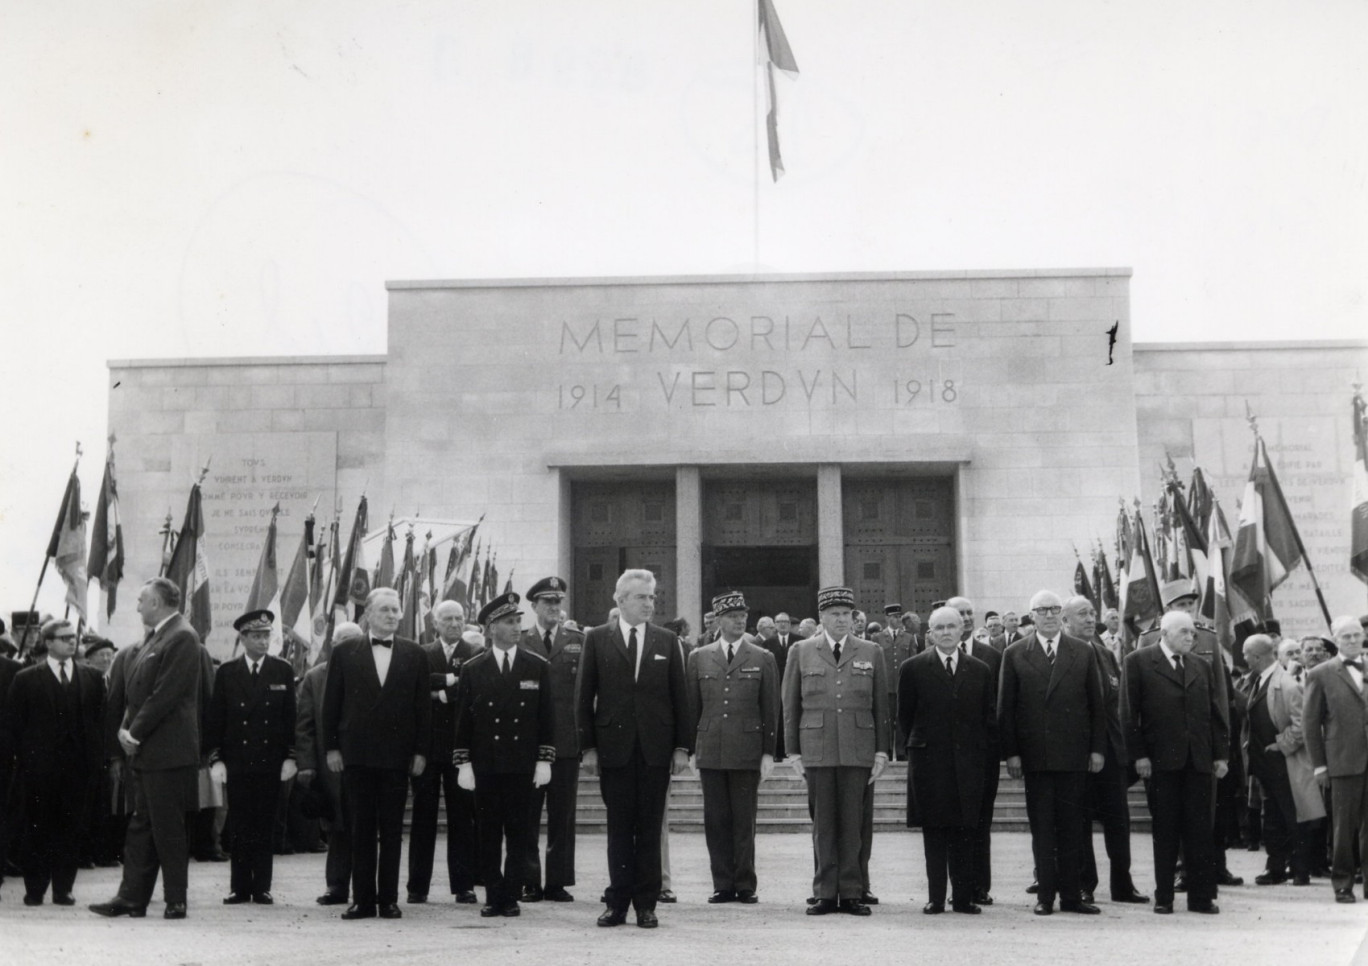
[372,638,393,649]
[1345,659,1362,671]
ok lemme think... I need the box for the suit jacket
[1303,658,1368,778]
[118,614,205,771]
[4,661,104,780]
[1089,639,1127,768]
[997,631,1106,772]
[1122,644,1229,772]
[1245,663,1325,821]
[878,631,919,692]
[453,647,555,775]
[204,654,296,775]
[322,636,432,771]
[685,638,778,770]
[575,622,691,769]
[295,662,343,826]
[899,648,995,829]
[422,637,483,764]
[770,635,794,682]
[781,634,890,767]
[521,624,584,760]
[0,655,22,775]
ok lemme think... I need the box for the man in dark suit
[1303,616,1368,903]
[900,606,996,914]
[1123,610,1229,914]
[0,648,23,897]
[204,610,297,906]
[454,592,555,917]
[322,587,431,921]
[998,589,1106,916]
[1063,596,1148,905]
[90,577,206,921]
[956,598,1003,907]
[575,568,690,929]
[407,599,480,905]
[4,619,104,906]
[519,576,583,903]
[686,591,778,904]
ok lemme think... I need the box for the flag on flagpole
[245,504,284,655]
[1095,546,1118,611]
[1352,388,1368,585]
[335,496,371,615]
[442,517,483,603]
[758,0,799,181]
[375,518,397,590]
[280,512,314,670]
[1202,497,1239,658]
[1230,437,1305,623]
[1073,558,1094,604]
[47,466,89,622]
[166,482,212,639]
[87,449,124,621]
[311,516,342,658]
[1119,507,1163,641]
[398,528,420,641]
[466,540,483,612]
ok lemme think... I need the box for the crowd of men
[1,569,1366,930]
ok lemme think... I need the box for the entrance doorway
[570,481,677,626]
[842,476,956,617]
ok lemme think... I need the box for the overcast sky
[2,1,1364,623]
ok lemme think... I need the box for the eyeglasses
[50,634,78,641]
[1032,606,1063,616]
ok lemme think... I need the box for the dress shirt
[1157,640,1184,671]
[371,637,394,686]
[495,646,518,674]
[939,648,958,674]
[1342,655,1364,692]
[47,656,73,683]
[1037,635,1060,660]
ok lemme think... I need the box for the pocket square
[653,654,667,660]
[269,684,287,691]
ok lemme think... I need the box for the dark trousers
[859,777,875,892]
[343,766,408,908]
[325,823,353,898]
[475,772,536,908]
[974,758,1001,895]
[226,771,279,896]
[118,766,198,906]
[1328,772,1368,894]
[598,753,671,913]
[19,768,91,899]
[407,761,477,896]
[525,757,580,889]
[884,696,902,761]
[1081,755,1135,896]
[1023,770,1088,905]
[1150,767,1216,906]
[699,768,761,893]
[806,766,869,900]
[923,826,975,906]
[1251,753,1309,877]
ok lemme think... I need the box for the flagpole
[753,0,761,269]
[24,442,82,653]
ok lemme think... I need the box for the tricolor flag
[166,482,212,639]
[1352,389,1368,585]
[397,528,420,641]
[335,496,370,613]
[280,511,315,670]
[375,518,397,590]
[1230,437,1304,623]
[1073,558,1094,605]
[1095,547,1118,611]
[1202,497,1240,660]
[1119,508,1163,640]
[87,449,124,621]
[442,516,483,603]
[758,0,799,181]
[47,465,89,622]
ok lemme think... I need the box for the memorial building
[105,269,1367,656]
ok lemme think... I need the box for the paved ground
[3,831,1367,966]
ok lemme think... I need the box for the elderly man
[322,587,431,921]
[90,578,206,921]
[1099,609,1123,661]
[204,610,297,906]
[998,589,1106,916]
[407,599,481,905]
[576,569,690,929]
[1123,611,1229,915]
[296,621,362,906]
[1303,616,1368,903]
[1241,633,1322,887]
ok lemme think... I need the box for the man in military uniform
[876,603,917,761]
[686,591,778,904]
[783,586,889,917]
[520,576,583,903]
[204,610,298,905]
[454,593,555,918]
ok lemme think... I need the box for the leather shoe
[501,902,521,917]
[455,890,478,904]
[1255,872,1288,886]
[922,901,945,914]
[1026,880,1039,894]
[1292,875,1311,886]
[223,893,251,905]
[1033,901,1054,916]
[1081,891,1094,904]
[89,898,146,918]
[708,890,737,904]
[1154,902,1173,914]
[1335,889,1357,904]
[736,890,758,904]
[521,886,543,902]
[1216,870,1243,887]
[480,904,502,918]
[544,887,574,902]
[1174,875,1188,892]
[806,898,838,915]
[838,898,872,916]
[597,907,628,927]
[252,893,273,905]
[657,890,677,903]
[163,903,187,920]
[1060,900,1100,915]
[341,904,376,920]
[1112,889,1150,903]
[1188,901,1220,914]
[378,903,402,919]
[316,892,348,905]
[636,909,659,928]
[23,894,43,906]
[974,891,993,906]
[806,895,818,905]
[951,902,982,915]
[407,892,427,904]
[860,891,879,905]
[52,893,75,906]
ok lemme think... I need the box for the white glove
[209,761,227,785]
[533,761,551,788]
[759,753,774,781]
[280,758,298,782]
[789,754,805,779]
[446,673,458,687]
[458,762,476,791]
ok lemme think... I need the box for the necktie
[1173,654,1184,673]
[501,652,510,676]
[544,628,553,653]
[1046,643,1055,665]
[628,627,639,680]
[251,661,259,679]
[60,661,70,686]
[726,643,735,664]
[832,639,842,664]
[945,655,954,676]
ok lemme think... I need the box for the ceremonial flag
[375,519,397,590]
[1073,559,1094,604]
[1352,389,1368,585]
[280,512,314,669]
[486,553,499,607]
[335,496,371,612]
[1096,547,1118,611]
[466,540,483,611]
[87,450,124,620]
[166,482,212,639]
[245,504,284,655]
[503,568,514,596]
[1119,508,1162,638]
[47,466,89,622]
[397,528,420,641]
[1202,498,1241,658]
[758,0,799,181]
[442,516,483,603]
[310,517,342,659]
[1230,438,1304,622]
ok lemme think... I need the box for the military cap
[1264,618,1282,635]
[883,603,903,617]
[711,590,748,616]
[82,635,115,657]
[1160,580,1199,608]
[527,576,568,601]
[233,609,275,634]
[478,591,522,626]
[41,618,76,640]
[817,586,856,611]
